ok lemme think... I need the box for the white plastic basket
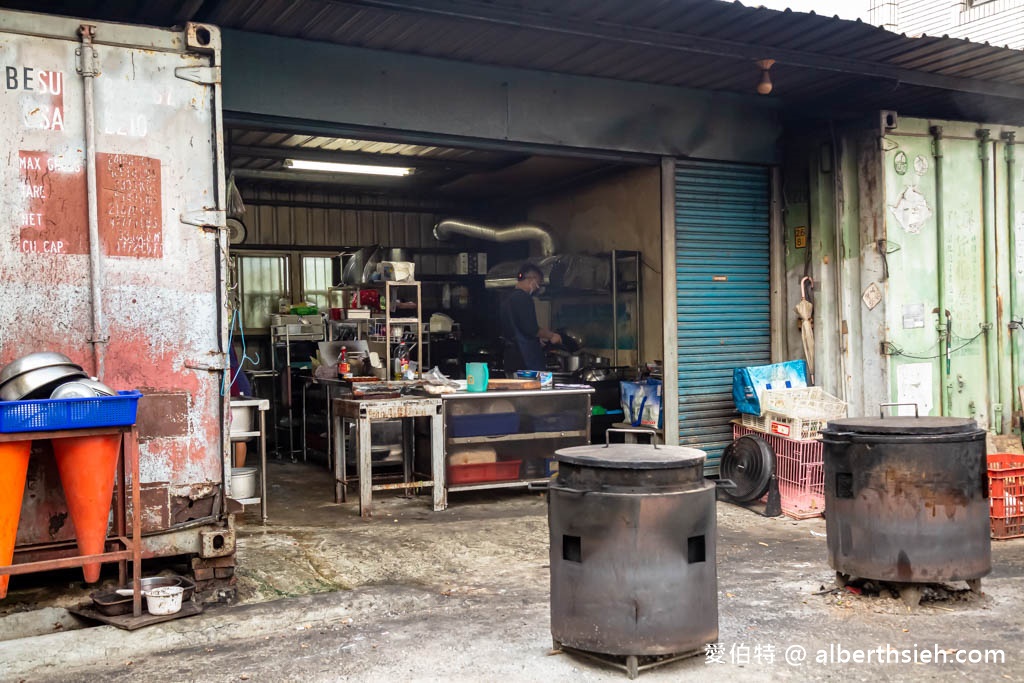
[742,387,847,440]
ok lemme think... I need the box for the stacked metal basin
[548,440,717,658]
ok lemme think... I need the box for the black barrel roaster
[821,414,991,583]
[548,439,718,657]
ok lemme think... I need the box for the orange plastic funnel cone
[0,440,32,599]
[52,434,121,583]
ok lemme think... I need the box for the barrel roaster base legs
[553,644,704,680]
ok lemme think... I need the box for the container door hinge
[76,25,101,77]
[175,66,221,85]
[186,354,227,372]
[182,209,226,232]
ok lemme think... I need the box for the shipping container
[783,115,1024,436]
[0,10,231,568]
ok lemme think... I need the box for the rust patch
[139,482,171,533]
[172,486,219,525]
[97,152,163,258]
[18,150,88,255]
[136,392,191,441]
[47,512,68,538]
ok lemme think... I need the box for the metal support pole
[78,25,106,378]
[931,126,951,416]
[979,129,1002,432]
[1004,132,1020,418]
[611,249,619,367]
[660,158,679,446]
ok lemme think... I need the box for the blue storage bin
[448,412,520,438]
[0,390,143,433]
[530,411,586,433]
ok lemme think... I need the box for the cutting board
[486,379,542,391]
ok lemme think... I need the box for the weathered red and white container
[0,9,233,570]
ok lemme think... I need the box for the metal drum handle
[879,402,919,418]
[604,428,659,448]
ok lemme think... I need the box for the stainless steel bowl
[76,377,117,397]
[0,364,88,401]
[51,381,100,399]
[0,351,74,386]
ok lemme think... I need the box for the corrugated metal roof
[6,0,1024,123]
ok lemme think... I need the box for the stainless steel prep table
[332,396,445,518]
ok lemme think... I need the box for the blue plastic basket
[0,390,142,433]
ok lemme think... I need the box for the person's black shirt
[500,288,543,373]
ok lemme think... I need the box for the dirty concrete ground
[3,457,1024,681]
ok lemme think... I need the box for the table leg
[115,435,127,586]
[325,386,333,473]
[129,427,142,618]
[431,411,446,511]
[402,418,413,495]
[333,413,343,504]
[357,417,372,518]
[341,418,349,503]
[301,381,308,463]
[259,409,268,523]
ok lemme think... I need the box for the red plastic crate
[733,424,825,520]
[988,454,1024,540]
[447,460,522,485]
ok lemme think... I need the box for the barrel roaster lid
[554,443,706,469]
[823,416,980,436]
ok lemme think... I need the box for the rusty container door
[0,10,228,549]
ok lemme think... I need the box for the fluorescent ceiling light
[283,158,413,176]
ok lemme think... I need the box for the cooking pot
[565,355,581,373]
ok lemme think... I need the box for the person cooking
[500,263,562,375]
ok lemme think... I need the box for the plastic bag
[732,360,808,415]
[620,379,663,429]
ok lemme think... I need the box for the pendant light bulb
[756,59,775,96]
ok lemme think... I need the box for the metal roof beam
[229,143,517,173]
[335,0,1024,100]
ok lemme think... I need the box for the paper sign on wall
[896,362,933,417]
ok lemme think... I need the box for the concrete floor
[3,458,1024,681]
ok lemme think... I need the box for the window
[300,254,333,310]
[235,254,288,331]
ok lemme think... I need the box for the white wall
[870,0,1024,49]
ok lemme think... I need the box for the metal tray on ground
[89,575,196,616]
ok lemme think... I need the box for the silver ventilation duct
[434,218,556,257]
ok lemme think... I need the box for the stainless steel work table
[441,386,593,493]
[332,396,445,518]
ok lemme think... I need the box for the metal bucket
[821,412,990,583]
[548,433,717,657]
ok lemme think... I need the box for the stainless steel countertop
[443,386,594,400]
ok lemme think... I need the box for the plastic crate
[761,386,846,419]
[447,412,520,438]
[988,454,1024,540]
[733,424,825,520]
[740,387,846,440]
[741,411,829,441]
[0,391,142,433]
[447,460,522,485]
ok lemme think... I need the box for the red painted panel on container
[17,150,87,255]
[97,152,163,258]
